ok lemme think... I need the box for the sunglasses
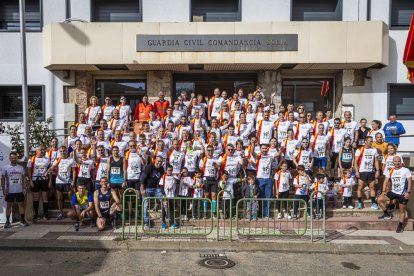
[207,149,213,152]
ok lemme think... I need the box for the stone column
[257,70,282,106]
[65,71,94,118]
[146,71,173,104]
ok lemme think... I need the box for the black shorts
[31,179,49,192]
[286,160,296,170]
[110,184,123,190]
[77,177,94,191]
[127,179,140,190]
[55,183,72,193]
[203,179,218,194]
[5,192,24,203]
[330,152,339,169]
[386,192,409,205]
[341,162,352,170]
[359,172,375,182]
[50,175,57,188]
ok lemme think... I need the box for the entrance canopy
[43,21,388,71]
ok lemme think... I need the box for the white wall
[143,0,190,22]
[370,0,390,24]
[343,0,368,21]
[43,0,66,25]
[242,0,290,22]
[70,0,91,22]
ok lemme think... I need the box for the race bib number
[11,178,20,186]
[111,167,121,175]
[317,147,325,157]
[280,132,287,139]
[81,164,89,173]
[100,201,110,209]
[263,131,270,139]
[342,153,352,160]
[36,165,46,174]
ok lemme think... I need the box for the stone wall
[65,71,94,118]
[146,71,173,103]
[257,70,282,106]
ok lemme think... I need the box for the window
[389,84,414,119]
[0,0,41,31]
[292,0,342,21]
[91,0,142,22]
[0,86,44,120]
[95,80,146,113]
[391,0,414,28]
[191,0,241,22]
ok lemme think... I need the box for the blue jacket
[383,121,406,145]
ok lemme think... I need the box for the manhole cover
[341,262,360,270]
[199,258,235,269]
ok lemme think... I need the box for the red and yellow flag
[403,12,414,84]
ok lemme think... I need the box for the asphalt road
[1,249,413,275]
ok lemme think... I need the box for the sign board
[0,135,11,223]
[136,34,298,52]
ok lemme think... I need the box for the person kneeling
[94,177,122,230]
[67,183,95,231]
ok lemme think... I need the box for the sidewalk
[1,221,414,255]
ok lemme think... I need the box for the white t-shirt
[342,121,358,143]
[96,157,109,181]
[339,177,356,197]
[126,152,144,180]
[281,139,299,161]
[294,148,313,171]
[369,129,385,142]
[199,157,221,178]
[275,120,291,142]
[54,158,76,184]
[328,128,347,153]
[311,134,329,158]
[221,155,242,178]
[184,150,201,173]
[382,154,404,173]
[311,180,328,199]
[385,167,411,195]
[294,123,313,142]
[179,176,193,196]
[159,175,178,198]
[102,105,115,122]
[168,150,185,174]
[77,159,95,179]
[2,164,25,193]
[274,170,291,193]
[257,120,275,145]
[27,156,50,180]
[293,175,311,195]
[256,154,273,179]
[110,140,128,157]
[118,105,132,122]
[355,147,378,173]
[193,177,204,198]
[85,106,102,126]
[209,97,224,118]
[237,122,254,146]
[76,123,89,137]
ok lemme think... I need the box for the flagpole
[19,0,30,160]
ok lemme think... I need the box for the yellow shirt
[372,142,388,162]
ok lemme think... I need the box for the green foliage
[0,103,55,158]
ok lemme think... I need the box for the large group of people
[1,87,411,233]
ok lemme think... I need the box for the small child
[192,168,204,220]
[178,167,193,221]
[293,165,312,219]
[339,170,356,209]
[325,183,338,209]
[274,161,292,219]
[219,171,232,219]
[159,165,179,229]
[241,175,258,221]
[311,174,328,219]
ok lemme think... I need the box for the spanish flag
[403,12,414,84]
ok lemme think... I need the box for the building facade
[0,0,413,152]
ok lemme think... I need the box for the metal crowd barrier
[122,188,140,240]
[141,196,214,237]
[216,189,233,241]
[310,191,326,243]
[235,198,309,237]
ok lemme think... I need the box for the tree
[0,102,55,158]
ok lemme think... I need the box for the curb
[1,239,414,255]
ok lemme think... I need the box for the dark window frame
[91,0,143,23]
[291,0,343,22]
[0,0,43,33]
[390,0,414,30]
[388,83,414,120]
[0,85,45,121]
[190,0,242,22]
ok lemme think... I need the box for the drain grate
[199,258,235,269]
[341,262,361,270]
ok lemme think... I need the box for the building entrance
[173,73,256,101]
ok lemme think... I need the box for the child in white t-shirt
[325,183,338,209]
[339,170,356,209]
[192,168,204,219]
[179,167,193,221]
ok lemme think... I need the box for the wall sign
[136,34,298,52]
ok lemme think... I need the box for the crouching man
[67,182,95,231]
[94,177,122,230]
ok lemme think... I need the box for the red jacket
[134,102,153,121]
[153,100,170,118]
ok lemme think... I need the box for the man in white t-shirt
[1,152,29,228]
[377,156,412,233]
[354,136,380,210]
[341,111,358,146]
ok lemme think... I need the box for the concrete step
[326,208,403,218]
[325,217,414,231]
